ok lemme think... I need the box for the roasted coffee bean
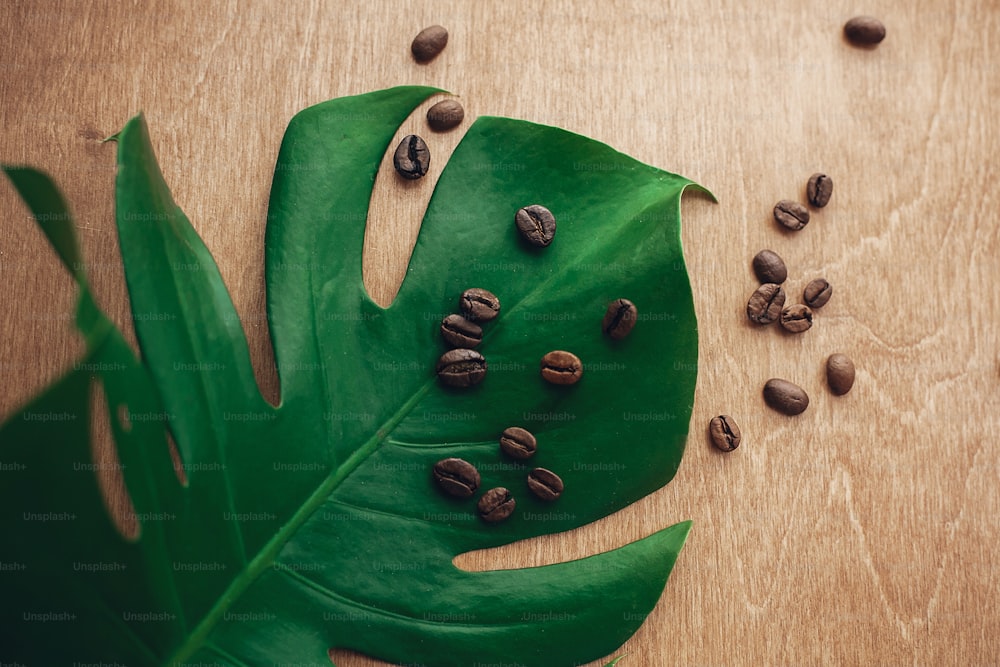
[844,16,886,46]
[807,173,833,208]
[540,350,583,385]
[478,487,516,522]
[747,283,786,325]
[393,134,430,179]
[780,304,814,333]
[803,278,832,309]
[527,468,564,501]
[762,378,809,416]
[426,99,464,131]
[411,25,449,62]
[459,288,501,321]
[440,314,483,348]
[499,427,537,459]
[709,415,742,452]
[514,204,557,247]
[432,458,480,498]
[752,250,788,284]
[773,200,810,231]
[826,353,856,395]
[436,348,487,387]
[602,298,638,339]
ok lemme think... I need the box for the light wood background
[2,1,998,665]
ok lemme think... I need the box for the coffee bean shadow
[741,311,770,332]
[768,216,811,239]
[435,378,489,396]
[393,172,431,193]
[742,315,815,340]
[512,227,553,256]
[843,37,882,51]
[773,321,807,340]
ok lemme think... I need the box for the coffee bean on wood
[826,353,856,395]
[752,250,788,284]
[602,298,638,339]
[478,487,516,522]
[747,283,786,325]
[411,25,449,62]
[773,200,810,231]
[436,348,487,387]
[393,134,430,179]
[844,16,886,46]
[427,99,464,131]
[762,378,810,415]
[440,314,482,348]
[709,415,742,452]
[540,350,583,385]
[807,173,833,208]
[527,468,564,501]
[499,427,537,459]
[780,304,813,333]
[432,458,480,498]
[459,288,500,321]
[803,278,832,309]
[514,204,557,247]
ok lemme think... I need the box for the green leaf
[0,86,704,666]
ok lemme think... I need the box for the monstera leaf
[0,86,706,666]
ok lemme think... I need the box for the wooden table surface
[2,1,997,665]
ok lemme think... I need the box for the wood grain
[1,1,998,664]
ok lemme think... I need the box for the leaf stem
[166,380,435,664]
